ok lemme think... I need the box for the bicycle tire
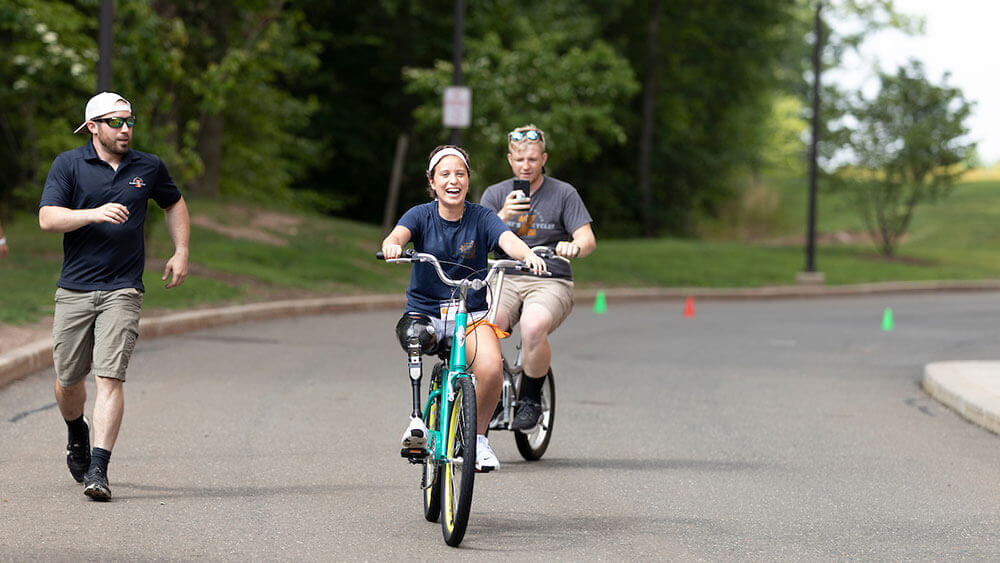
[514,368,555,461]
[422,362,444,522]
[440,376,477,546]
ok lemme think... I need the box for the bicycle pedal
[401,447,428,460]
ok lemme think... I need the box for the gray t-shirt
[480,176,593,280]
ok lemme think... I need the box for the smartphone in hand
[512,179,530,201]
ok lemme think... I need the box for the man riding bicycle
[480,125,596,431]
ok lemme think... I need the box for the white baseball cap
[74,92,132,134]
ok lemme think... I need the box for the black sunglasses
[508,129,543,142]
[93,116,136,128]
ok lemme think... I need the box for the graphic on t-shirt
[459,240,476,258]
[516,214,537,237]
[129,177,145,189]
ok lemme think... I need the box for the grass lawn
[3,169,1000,327]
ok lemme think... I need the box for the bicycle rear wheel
[514,368,555,461]
[422,363,444,522]
[441,376,477,546]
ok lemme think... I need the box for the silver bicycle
[487,246,568,460]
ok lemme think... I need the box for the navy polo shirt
[39,142,182,292]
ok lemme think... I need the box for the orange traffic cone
[683,296,695,318]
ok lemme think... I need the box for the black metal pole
[805,1,822,273]
[97,0,114,92]
[449,0,465,146]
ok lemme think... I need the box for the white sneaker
[475,435,500,472]
[401,417,428,451]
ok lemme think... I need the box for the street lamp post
[97,0,114,92]
[799,0,825,285]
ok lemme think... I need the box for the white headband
[427,148,469,175]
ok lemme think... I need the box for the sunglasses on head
[93,116,136,128]
[508,129,543,142]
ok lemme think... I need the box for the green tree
[289,0,454,219]
[160,0,321,202]
[402,1,639,196]
[0,0,93,215]
[802,0,922,170]
[0,0,321,217]
[593,0,798,236]
[833,60,975,256]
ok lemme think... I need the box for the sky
[830,0,999,165]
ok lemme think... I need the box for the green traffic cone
[593,290,607,314]
[882,307,894,331]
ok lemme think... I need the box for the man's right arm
[482,185,528,223]
[39,203,130,233]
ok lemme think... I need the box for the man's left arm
[162,196,190,289]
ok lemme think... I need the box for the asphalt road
[3,292,1000,559]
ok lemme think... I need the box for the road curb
[573,279,1000,302]
[923,361,1000,436]
[0,294,405,389]
[4,280,1000,389]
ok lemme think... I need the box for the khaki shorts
[53,288,143,386]
[496,276,574,333]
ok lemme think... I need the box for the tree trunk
[153,1,180,152]
[193,113,224,198]
[638,0,663,238]
[188,0,232,198]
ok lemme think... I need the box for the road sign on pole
[443,86,471,129]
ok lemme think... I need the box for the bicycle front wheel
[440,376,477,546]
[422,363,444,522]
[514,368,555,461]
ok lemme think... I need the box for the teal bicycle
[378,248,528,546]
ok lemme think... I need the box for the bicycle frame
[424,292,472,464]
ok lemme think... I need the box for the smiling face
[429,155,470,207]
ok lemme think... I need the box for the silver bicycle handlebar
[386,251,524,291]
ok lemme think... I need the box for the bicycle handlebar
[376,249,531,290]
[529,245,572,264]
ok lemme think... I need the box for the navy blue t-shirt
[39,142,182,292]
[398,201,508,317]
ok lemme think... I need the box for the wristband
[0,236,6,246]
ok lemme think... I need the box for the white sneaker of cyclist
[401,417,428,450]
[475,435,500,472]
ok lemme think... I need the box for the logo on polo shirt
[129,177,145,189]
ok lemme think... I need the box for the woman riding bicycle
[381,145,546,471]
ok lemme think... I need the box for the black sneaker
[511,399,543,431]
[83,467,111,501]
[66,418,91,483]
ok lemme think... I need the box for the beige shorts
[52,288,143,386]
[496,276,574,333]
